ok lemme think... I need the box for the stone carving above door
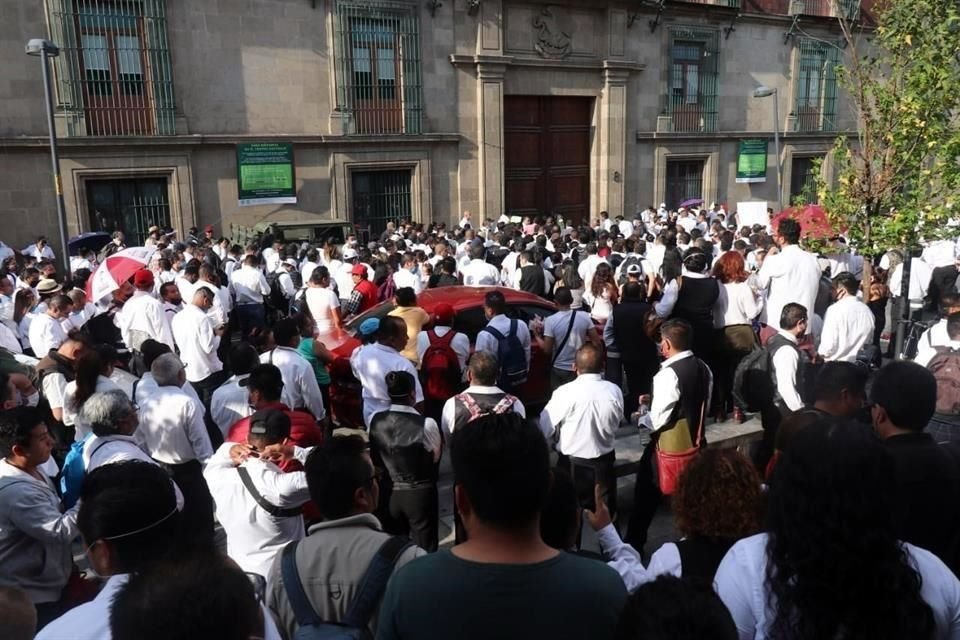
[533,7,572,59]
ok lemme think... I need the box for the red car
[323,286,558,427]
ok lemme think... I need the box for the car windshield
[344,301,397,335]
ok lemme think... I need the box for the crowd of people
[0,205,959,639]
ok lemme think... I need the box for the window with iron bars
[333,1,423,135]
[793,38,840,132]
[45,0,176,136]
[665,27,720,133]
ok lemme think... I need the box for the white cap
[282,258,297,267]
[342,248,359,260]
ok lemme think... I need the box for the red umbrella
[86,246,156,303]
[771,204,838,240]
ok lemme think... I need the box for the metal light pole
[752,86,782,212]
[26,38,71,280]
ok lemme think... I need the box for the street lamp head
[25,39,60,57]
[752,86,776,98]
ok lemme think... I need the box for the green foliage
[818,0,960,257]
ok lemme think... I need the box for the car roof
[413,286,555,312]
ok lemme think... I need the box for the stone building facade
[0,0,866,250]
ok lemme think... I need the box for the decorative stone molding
[533,6,572,59]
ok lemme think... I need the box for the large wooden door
[504,96,592,226]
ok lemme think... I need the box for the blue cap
[358,317,380,337]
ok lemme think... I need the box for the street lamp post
[25,38,71,280]
[752,86,782,213]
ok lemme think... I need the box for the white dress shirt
[540,373,623,458]
[300,261,319,287]
[393,268,423,294]
[641,351,713,433]
[475,314,532,370]
[117,290,175,351]
[758,244,822,334]
[770,330,804,411]
[440,385,526,436]
[543,309,595,372]
[22,243,56,260]
[134,372,206,417]
[415,327,470,379]
[461,259,500,286]
[577,255,608,290]
[597,524,682,592]
[715,533,960,640]
[28,312,67,356]
[136,384,213,464]
[63,375,123,435]
[351,343,424,428]
[171,303,222,382]
[818,295,875,362]
[204,442,311,578]
[714,281,764,328]
[211,374,253,437]
[261,347,326,420]
[231,265,271,305]
[618,220,635,238]
[83,434,185,509]
[915,319,955,367]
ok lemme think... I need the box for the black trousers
[191,369,230,449]
[622,360,656,418]
[549,367,577,394]
[390,484,439,552]
[157,458,215,550]
[625,440,660,550]
[559,450,618,519]
[754,401,786,472]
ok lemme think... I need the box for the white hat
[342,248,358,260]
[282,258,297,267]
[626,263,642,275]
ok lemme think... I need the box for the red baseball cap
[133,268,154,288]
[204,224,215,233]
[351,263,368,276]
[433,303,455,325]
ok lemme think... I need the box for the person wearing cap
[117,268,175,360]
[205,408,312,578]
[343,263,379,318]
[203,224,216,242]
[230,254,271,336]
[259,319,327,422]
[211,343,260,438]
[334,246,361,301]
[352,316,424,429]
[144,226,162,248]
[369,370,442,552]
[28,292,70,358]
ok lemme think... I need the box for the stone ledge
[0,133,463,150]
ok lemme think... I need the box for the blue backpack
[481,319,529,391]
[280,536,411,639]
[60,434,108,508]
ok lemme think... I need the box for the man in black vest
[36,332,90,454]
[369,371,442,551]
[626,319,712,550]
[607,283,660,418]
[516,251,546,298]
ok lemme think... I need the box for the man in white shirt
[393,252,423,294]
[22,237,55,261]
[915,294,960,367]
[440,351,526,437]
[29,293,70,357]
[460,243,500,286]
[263,240,283,274]
[534,287,601,391]
[204,409,312,578]
[577,242,607,289]
[172,286,224,389]
[117,269,175,354]
[300,248,320,286]
[230,255,271,336]
[136,353,214,543]
[540,344,623,515]
[474,290,531,393]
[260,318,326,421]
[819,272,876,363]
[758,218,822,335]
[617,216,635,239]
[211,344,259,437]
[351,316,423,428]
[276,259,298,306]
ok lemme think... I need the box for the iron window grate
[665,26,720,133]
[793,38,840,132]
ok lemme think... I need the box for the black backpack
[481,319,528,391]
[266,272,288,312]
[617,255,642,286]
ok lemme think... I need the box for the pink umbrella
[771,204,838,241]
[86,246,156,303]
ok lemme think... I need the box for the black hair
[305,435,372,521]
[0,407,46,457]
[394,287,417,307]
[78,461,181,572]
[869,361,937,431]
[813,362,869,404]
[385,370,415,401]
[140,339,172,371]
[832,271,859,295]
[780,303,808,330]
[682,248,709,274]
[554,287,573,307]
[484,290,506,315]
[765,419,935,639]
[110,554,261,640]
[309,266,330,285]
[616,575,737,640]
[71,350,104,410]
[948,311,960,341]
[777,218,802,245]
[539,467,579,551]
[246,364,284,402]
[660,319,693,352]
[621,282,644,300]
[661,248,682,282]
[229,343,260,376]
[0,373,10,406]
[450,411,550,529]
[272,318,299,347]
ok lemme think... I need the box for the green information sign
[736,139,768,184]
[237,143,297,206]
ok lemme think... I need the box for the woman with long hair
[712,251,762,422]
[303,266,342,335]
[655,248,719,361]
[14,288,37,354]
[584,262,619,324]
[587,448,763,591]
[555,259,585,310]
[62,345,123,440]
[716,419,960,639]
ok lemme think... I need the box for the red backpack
[421,329,461,401]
